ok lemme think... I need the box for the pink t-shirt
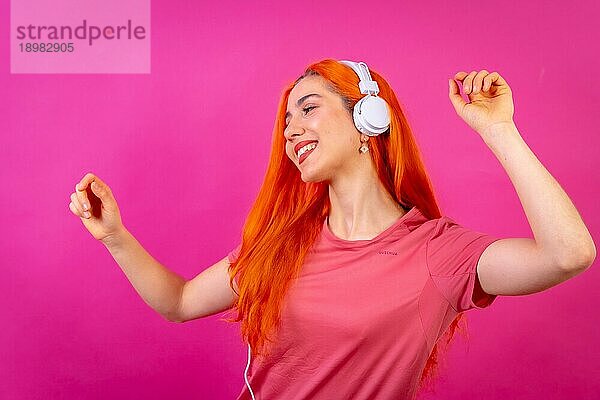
[227,206,501,400]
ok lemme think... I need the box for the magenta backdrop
[2,1,599,399]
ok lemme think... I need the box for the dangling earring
[359,136,369,154]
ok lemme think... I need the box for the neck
[327,160,405,241]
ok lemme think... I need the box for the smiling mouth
[298,144,317,164]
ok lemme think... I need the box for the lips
[294,140,319,155]
[299,143,319,165]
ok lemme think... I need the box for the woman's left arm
[447,70,596,296]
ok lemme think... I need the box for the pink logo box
[11,0,150,73]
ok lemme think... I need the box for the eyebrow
[284,93,322,123]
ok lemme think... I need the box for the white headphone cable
[244,343,256,400]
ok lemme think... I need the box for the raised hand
[69,172,125,243]
[448,70,515,136]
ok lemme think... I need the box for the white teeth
[297,143,317,158]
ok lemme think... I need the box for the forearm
[102,228,187,321]
[480,122,596,267]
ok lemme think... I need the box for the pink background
[2,1,598,399]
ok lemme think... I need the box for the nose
[283,117,306,142]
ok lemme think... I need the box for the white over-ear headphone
[339,60,391,136]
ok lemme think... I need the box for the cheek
[287,145,302,162]
[334,129,357,150]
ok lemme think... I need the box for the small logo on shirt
[378,250,398,256]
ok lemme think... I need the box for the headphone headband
[339,60,380,95]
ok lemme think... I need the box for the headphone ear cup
[354,95,391,136]
[352,98,368,135]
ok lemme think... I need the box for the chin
[290,153,327,183]
[300,175,324,183]
[298,166,327,183]
[297,158,333,184]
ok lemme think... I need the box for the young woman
[69,59,595,400]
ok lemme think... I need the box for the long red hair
[223,58,470,396]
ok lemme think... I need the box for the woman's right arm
[104,229,239,323]
[101,228,188,322]
[70,172,237,323]
[175,255,239,322]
